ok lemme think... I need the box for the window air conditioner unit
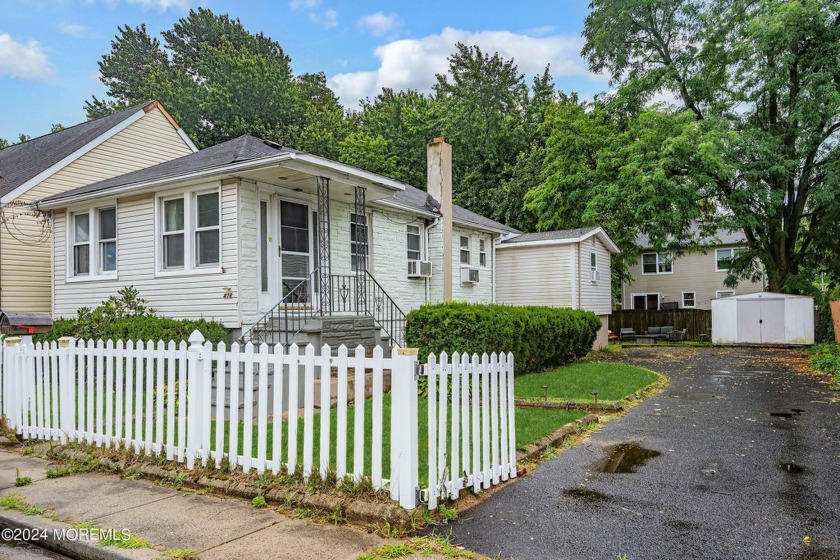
[591,269,600,283]
[407,260,433,278]
[461,267,480,284]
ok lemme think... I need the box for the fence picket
[77,341,87,442]
[154,341,165,454]
[124,341,134,448]
[103,341,113,447]
[114,341,124,444]
[498,352,509,482]
[167,341,178,461]
[371,345,383,489]
[507,352,517,478]
[286,344,300,473]
[213,342,226,463]
[335,345,348,479]
[257,343,270,474]
[271,343,284,474]
[450,351,461,500]
[471,353,480,493]
[490,353,500,485]
[176,341,188,463]
[352,345,365,482]
[302,344,315,478]
[144,341,154,455]
[50,343,59,441]
[242,343,255,473]
[481,353,491,490]
[319,344,332,479]
[34,343,43,439]
[426,353,438,510]
[134,341,145,452]
[437,352,448,500]
[228,342,241,467]
[460,352,470,488]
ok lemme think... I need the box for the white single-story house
[495,227,619,349]
[36,132,616,350]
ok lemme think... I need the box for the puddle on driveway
[779,462,805,475]
[770,409,805,419]
[562,487,611,502]
[593,442,662,473]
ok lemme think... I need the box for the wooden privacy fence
[0,332,515,510]
[610,309,712,340]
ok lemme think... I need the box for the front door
[278,200,313,305]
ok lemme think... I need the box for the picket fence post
[4,337,21,432]
[391,347,419,509]
[57,337,76,444]
[186,330,208,469]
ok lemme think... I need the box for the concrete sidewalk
[0,447,388,560]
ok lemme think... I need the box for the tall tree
[573,0,840,292]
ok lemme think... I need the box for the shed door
[737,300,762,343]
[759,299,785,343]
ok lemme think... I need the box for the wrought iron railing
[331,271,406,347]
[241,269,406,348]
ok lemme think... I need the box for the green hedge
[34,316,229,346]
[405,302,601,375]
[810,343,840,383]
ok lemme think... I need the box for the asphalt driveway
[447,347,840,560]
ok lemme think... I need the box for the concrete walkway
[0,448,386,559]
[446,347,840,560]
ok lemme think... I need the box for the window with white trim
[479,239,487,267]
[682,292,696,308]
[407,224,421,261]
[632,293,660,310]
[715,247,745,271]
[590,251,597,282]
[159,189,221,272]
[460,236,471,265]
[350,212,369,272]
[642,252,673,274]
[70,206,117,278]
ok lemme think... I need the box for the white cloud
[357,12,402,37]
[289,0,320,9]
[328,27,606,106]
[0,34,52,80]
[308,8,338,29]
[60,22,92,37]
[99,0,194,10]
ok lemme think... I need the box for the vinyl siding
[495,244,574,307]
[622,246,764,310]
[52,180,241,327]
[577,236,613,315]
[1,108,193,313]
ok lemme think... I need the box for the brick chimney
[427,137,453,301]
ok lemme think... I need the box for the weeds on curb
[0,492,45,516]
[252,496,267,509]
[158,549,200,560]
[14,468,32,486]
[358,535,479,560]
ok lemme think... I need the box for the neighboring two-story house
[621,229,764,310]
[0,102,196,316]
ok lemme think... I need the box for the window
[716,247,745,271]
[682,292,696,308]
[407,224,421,261]
[162,197,185,269]
[158,189,221,273]
[350,213,369,272]
[716,290,735,298]
[632,293,660,310]
[98,208,117,273]
[479,239,487,267]
[590,251,597,282]
[460,236,471,265]
[73,213,90,276]
[642,252,672,274]
[259,200,269,293]
[70,206,117,278]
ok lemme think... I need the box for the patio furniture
[645,326,675,341]
[619,328,637,342]
[668,328,687,342]
[635,335,658,344]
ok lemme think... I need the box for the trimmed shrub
[33,286,229,345]
[405,302,600,375]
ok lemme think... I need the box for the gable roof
[0,102,153,200]
[499,226,620,253]
[38,133,519,235]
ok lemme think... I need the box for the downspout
[424,216,441,304]
[491,234,496,303]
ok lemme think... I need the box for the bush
[405,302,600,375]
[810,343,840,383]
[34,286,229,345]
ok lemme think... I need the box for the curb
[57,448,412,530]
[516,413,599,463]
[0,508,158,560]
[514,399,624,412]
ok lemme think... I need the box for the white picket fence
[0,332,516,510]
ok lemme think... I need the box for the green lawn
[515,361,659,402]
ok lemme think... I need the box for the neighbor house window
[460,236,471,265]
[632,293,660,310]
[407,225,421,261]
[716,290,735,298]
[590,251,598,282]
[159,189,221,273]
[73,212,90,276]
[642,252,673,274]
[479,239,487,267]
[350,213,369,272]
[70,206,118,279]
[715,248,745,271]
[98,207,117,273]
[682,292,696,308]
[195,192,220,267]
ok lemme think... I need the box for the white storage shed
[711,292,814,345]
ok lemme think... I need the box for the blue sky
[0,0,609,141]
